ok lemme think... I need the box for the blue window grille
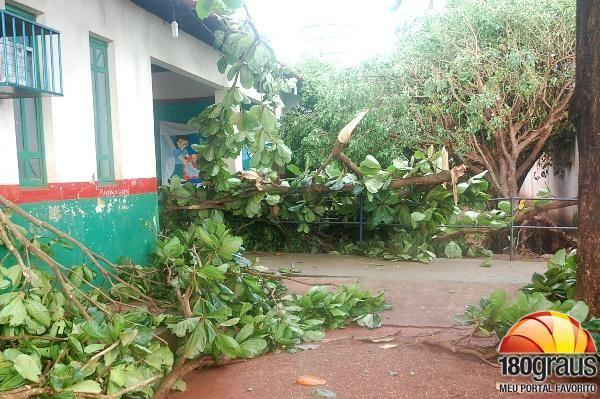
[0,9,62,98]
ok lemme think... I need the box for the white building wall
[519,141,579,226]
[0,0,231,185]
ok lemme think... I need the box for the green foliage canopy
[283,0,575,196]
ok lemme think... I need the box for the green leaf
[355,313,380,329]
[265,194,281,206]
[218,235,243,260]
[200,265,226,281]
[83,344,105,354]
[163,237,185,258]
[253,43,271,67]
[287,164,303,176]
[145,346,174,370]
[444,241,462,259]
[235,323,254,342]
[215,333,240,357]
[120,329,138,347]
[171,379,187,392]
[261,108,277,131]
[568,301,589,322]
[217,56,228,74]
[360,155,381,174]
[168,318,200,337]
[196,0,220,19]
[276,144,292,163]
[0,296,27,326]
[489,290,507,308]
[13,354,41,383]
[410,212,426,222]
[24,299,51,328]
[219,318,240,327]
[550,249,567,267]
[240,65,254,89]
[489,220,508,230]
[239,337,267,358]
[183,325,207,359]
[302,330,325,342]
[498,201,512,213]
[66,380,102,394]
[2,265,22,287]
[364,178,383,193]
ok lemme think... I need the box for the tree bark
[572,0,600,316]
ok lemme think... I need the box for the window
[8,4,46,186]
[89,37,114,182]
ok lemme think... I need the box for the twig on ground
[420,338,500,368]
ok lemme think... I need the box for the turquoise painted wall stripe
[1,193,158,268]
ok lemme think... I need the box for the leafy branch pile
[0,196,386,399]
[457,248,599,348]
[163,144,510,263]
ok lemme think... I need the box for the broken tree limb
[420,337,500,367]
[0,222,31,283]
[434,199,577,242]
[169,165,468,212]
[315,109,369,177]
[388,165,466,190]
[153,356,243,399]
[0,194,161,308]
[0,376,162,399]
[0,207,92,321]
[513,200,577,223]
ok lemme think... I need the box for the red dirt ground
[169,254,599,399]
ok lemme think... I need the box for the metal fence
[269,195,578,262]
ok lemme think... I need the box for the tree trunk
[572,0,600,316]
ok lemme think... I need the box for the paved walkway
[170,254,584,399]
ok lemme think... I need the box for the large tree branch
[434,200,577,241]
[513,200,577,223]
[171,165,467,211]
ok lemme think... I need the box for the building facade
[0,0,236,264]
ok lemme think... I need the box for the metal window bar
[1,12,7,85]
[0,10,62,96]
[21,19,27,87]
[11,13,17,85]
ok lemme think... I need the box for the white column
[0,100,19,185]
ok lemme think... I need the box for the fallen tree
[0,195,387,399]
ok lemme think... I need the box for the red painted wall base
[0,178,158,204]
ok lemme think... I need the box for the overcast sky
[245,0,445,66]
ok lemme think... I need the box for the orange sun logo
[499,311,597,354]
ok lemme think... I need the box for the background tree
[283,0,575,197]
[572,0,600,316]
